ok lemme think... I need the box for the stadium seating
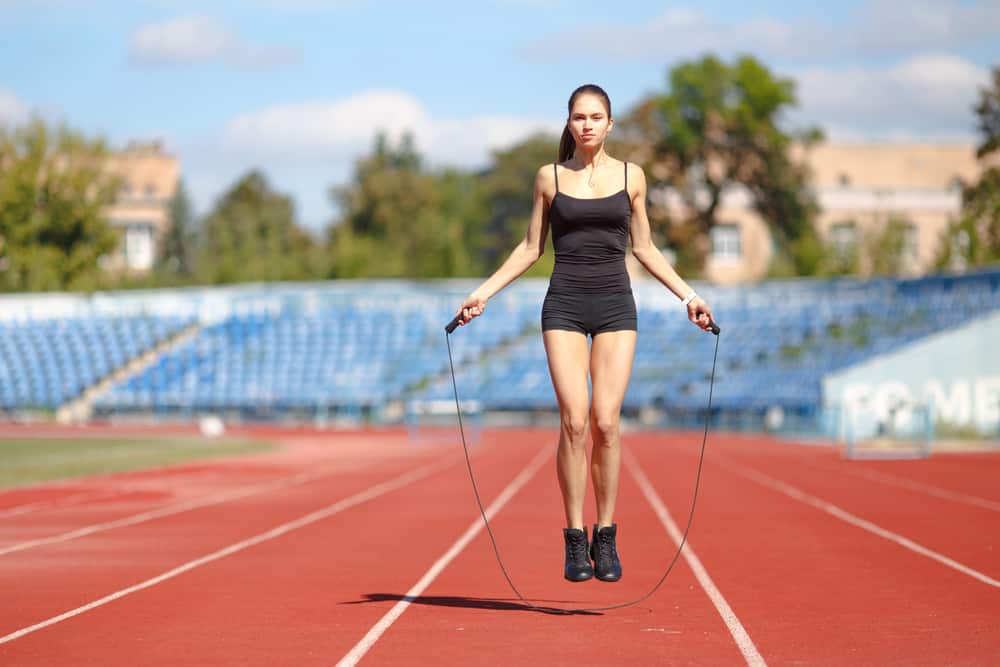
[95,284,542,416]
[411,270,1000,420]
[2,269,999,423]
[0,315,191,410]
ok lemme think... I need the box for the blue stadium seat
[6,270,1000,421]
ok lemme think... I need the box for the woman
[454,84,715,582]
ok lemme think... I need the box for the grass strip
[0,437,277,489]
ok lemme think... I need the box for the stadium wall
[822,311,1000,437]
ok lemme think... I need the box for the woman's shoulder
[544,161,568,173]
[609,157,646,180]
[535,162,559,185]
[623,160,647,184]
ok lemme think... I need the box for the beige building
[644,143,985,285]
[104,140,179,273]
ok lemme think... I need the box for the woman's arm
[454,165,552,326]
[627,163,715,331]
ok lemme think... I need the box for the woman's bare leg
[589,330,636,528]
[543,329,591,530]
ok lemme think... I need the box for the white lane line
[812,463,1000,513]
[625,450,767,667]
[0,457,453,646]
[336,445,552,667]
[0,459,396,556]
[714,456,1000,589]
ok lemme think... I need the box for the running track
[1,426,998,665]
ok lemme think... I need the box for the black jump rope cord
[444,314,720,614]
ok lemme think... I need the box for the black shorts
[541,290,637,337]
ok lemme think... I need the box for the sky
[1,0,997,232]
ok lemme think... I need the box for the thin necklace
[586,154,607,188]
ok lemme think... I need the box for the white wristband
[681,291,698,307]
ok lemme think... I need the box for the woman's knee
[560,414,588,444]
[591,413,620,445]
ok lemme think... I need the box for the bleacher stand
[0,315,190,411]
[0,270,997,430]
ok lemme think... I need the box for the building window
[838,172,851,187]
[144,183,157,198]
[124,223,154,271]
[830,222,857,255]
[710,224,741,261]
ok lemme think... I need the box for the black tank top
[548,162,632,294]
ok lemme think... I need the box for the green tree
[328,132,487,278]
[864,217,916,276]
[479,133,559,277]
[974,66,1000,158]
[936,65,1000,269]
[619,55,820,274]
[0,117,120,291]
[414,168,486,278]
[820,222,861,276]
[937,169,1000,269]
[197,169,320,283]
[155,178,197,282]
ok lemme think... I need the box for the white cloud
[522,6,992,142]
[129,15,296,69]
[207,90,562,229]
[0,87,30,125]
[522,3,1000,62]
[130,16,232,64]
[519,8,827,61]
[207,90,563,228]
[220,89,561,168]
[792,54,988,140]
[855,0,1000,52]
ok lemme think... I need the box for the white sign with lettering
[839,376,1000,430]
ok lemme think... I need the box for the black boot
[590,524,622,582]
[563,528,594,582]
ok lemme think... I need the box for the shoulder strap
[624,161,628,191]
[553,163,559,192]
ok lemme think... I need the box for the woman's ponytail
[558,126,575,163]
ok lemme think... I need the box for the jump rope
[444,311,721,615]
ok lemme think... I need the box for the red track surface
[1,426,998,665]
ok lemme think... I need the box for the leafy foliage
[155,178,197,282]
[0,118,120,291]
[478,134,558,277]
[619,55,821,275]
[974,66,1000,159]
[328,132,489,278]
[937,168,1000,269]
[864,217,917,276]
[197,169,321,283]
[936,67,1000,270]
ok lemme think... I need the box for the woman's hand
[454,293,488,327]
[687,297,715,333]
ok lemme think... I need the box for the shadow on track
[342,593,603,616]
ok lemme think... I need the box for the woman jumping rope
[454,84,715,582]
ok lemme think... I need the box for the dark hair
[558,84,612,163]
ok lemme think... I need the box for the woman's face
[567,93,612,151]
